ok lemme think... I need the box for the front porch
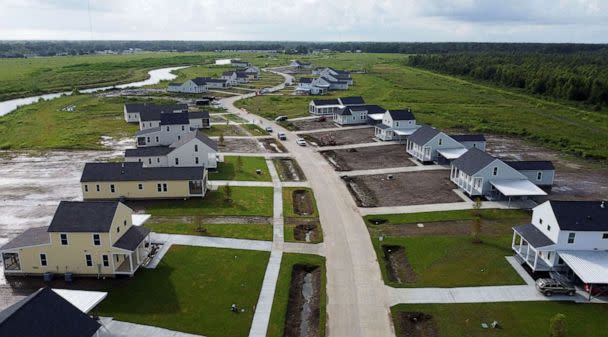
[512,224,554,272]
[112,226,152,276]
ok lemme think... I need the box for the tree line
[408,51,608,109]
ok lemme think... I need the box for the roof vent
[601,201,605,209]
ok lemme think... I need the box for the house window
[85,254,93,267]
[40,254,47,266]
[438,138,443,145]
[181,125,185,131]
[138,183,143,190]
[602,233,608,239]
[60,234,68,245]
[157,158,160,163]
[123,220,127,226]
[96,184,100,192]
[194,145,198,152]
[195,157,199,164]
[547,225,551,231]
[568,233,576,244]
[84,184,88,192]
[148,158,152,165]
[110,184,115,193]
[177,135,181,140]
[492,167,498,176]
[175,158,179,165]
[547,252,552,260]
[116,226,120,233]
[537,171,542,180]
[163,183,168,192]
[539,218,543,224]
[157,183,162,192]
[102,255,109,267]
[147,137,150,143]
[93,234,100,246]
[155,136,159,142]
[558,257,564,265]
[166,126,170,131]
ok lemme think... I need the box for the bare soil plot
[218,138,265,153]
[321,145,414,171]
[485,134,608,200]
[292,189,315,216]
[283,265,321,337]
[144,215,271,225]
[273,158,306,181]
[395,312,439,337]
[291,119,338,131]
[301,127,375,147]
[383,245,416,283]
[259,138,288,153]
[344,171,462,207]
[373,219,517,237]
[286,219,322,243]
[209,114,227,123]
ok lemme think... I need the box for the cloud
[0,0,605,42]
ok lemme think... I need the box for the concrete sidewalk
[248,251,283,337]
[208,180,274,187]
[360,199,536,216]
[283,242,326,256]
[219,152,293,158]
[339,165,449,177]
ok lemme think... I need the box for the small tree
[236,156,244,173]
[549,313,567,337]
[223,184,232,204]
[219,133,225,146]
[471,198,482,243]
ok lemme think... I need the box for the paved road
[222,70,396,337]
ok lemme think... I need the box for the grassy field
[202,124,247,136]
[235,53,608,160]
[95,246,269,337]
[145,186,274,216]
[145,223,273,241]
[0,94,141,149]
[210,156,271,181]
[242,123,269,136]
[266,253,327,337]
[368,209,529,287]
[0,53,218,100]
[391,302,608,337]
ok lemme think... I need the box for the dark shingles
[124,146,173,157]
[160,113,189,126]
[188,111,210,119]
[338,96,365,105]
[387,109,415,121]
[171,130,218,151]
[449,134,486,142]
[0,227,50,250]
[451,147,496,175]
[113,226,151,251]
[48,201,119,233]
[125,103,187,115]
[311,99,340,106]
[408,125,440,145]
[0,288,101,337]
[513,224,555,247]
[135,127,161,136]
[505,161,555,171]
[550,200,608,231]
[299,78,313,84]
[80,162,205,182]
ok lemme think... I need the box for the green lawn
[283,223,324,244]
[267,253,327,337]
[364,209,530,226]
[95,246,269,337]
[392,302,608,337]
[202,124,247,136]
[145,223,273,241]
[282,187,319,218]
[0,95,140,149]
[223,113,249,123]
[210,156,271,181]
[146,186,274,216]
[242,123,269,136]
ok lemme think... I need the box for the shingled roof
[160,113,189,126]
[451,148,497,175]
[80,162,205,182]
[505,161,555,171]
[408,125,440,146]
[0,226,50,250]
[48,201,120,233]
[549,200,608,231]
[387,109,415,121]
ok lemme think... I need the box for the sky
[0,0,606,43]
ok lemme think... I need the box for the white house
[139,111,210,131]
[123,103,187,123]
[406,125,465,163]
[505,161,555,187]
[450,134,487,151]
[319,76,349,90]
[245,66,260,74]
[512,200,608,292]
[333,104,386,125]
[308,96,365,115]
[136,114,192,147]
[125,130,218,169]
[450,148,547,200]
[221,71,239,85]
[374,109,419,141]
[167,78,208,94]
[290,60,312,69]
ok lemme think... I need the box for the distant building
[123,103,187,123]
[290,60,312,69]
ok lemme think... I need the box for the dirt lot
[274,158,306,181]
[283,265,321,337]
[321,145,415,171]
[368,217,529,237]
[209,114,227,123]
[291,189,315,216]
[302,127,375,147]
[286,219,322,243]
[259,137,288,153]
[217,138,265,153]
[383,245,416,283]
[485,135,608,200]
[395,312,439,337]
[344,170,463,207]
[291,118,338,131]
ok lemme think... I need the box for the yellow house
[0,201,151,278]
[80,161,208,200]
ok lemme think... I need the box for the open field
[267,253,327,337]
[218,138,264,153]
[322,144,414,171]
[345,170,462,207]
[210,156,271,181]
[95,246,269,337]
[391,302,608,337]
[367,209,529,287]
[129,186,274,216]
[0,94,142,150]
[145,222,273,241]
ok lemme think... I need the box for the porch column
[526,242,531,262]
[511,231,517,250]
[533,248,539,270]
[128,254,133,273]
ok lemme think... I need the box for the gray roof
[450,134,486,142]
[124,103,187,114]
[48,201,120,233]
[550,200,608,231]
[160,113,189,126]
[171,130,218,151]
[0,226,50,250]
[222,71,236,76]
[387,109,415,121]
[113,226,151,251]
[0,288,101,337]
[505,161,555,171]
[408,125,440,146]
[124,146,173,157]
[311,99,340,106]
[299,78,313,84]
[193,77,227,83]
[136,127,161,136]
[362,105,386,114]
[81,162,205,182]
[338,96,365,105]
[513,224,554,247]
[190,77,208,86]
[451,148,496,175]
[336,107,353,116]
[188,111,210,119]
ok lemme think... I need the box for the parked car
[535,278,576,296]
[296,138,306,146]
[275,116,288,122]
[265,126,273,133]
[277,132,287,140]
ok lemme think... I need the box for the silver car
[535,278,575,296]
